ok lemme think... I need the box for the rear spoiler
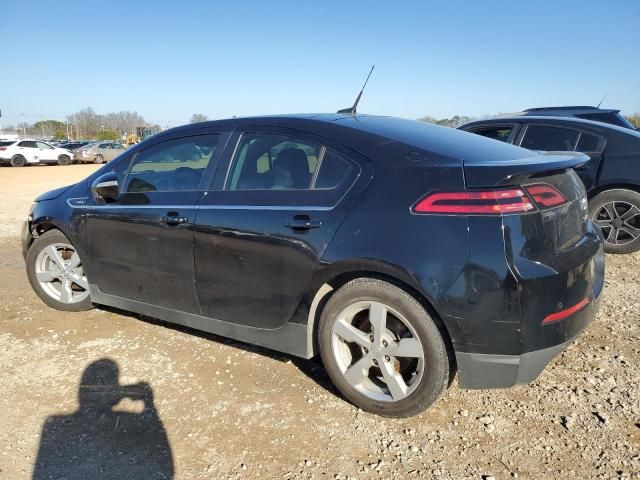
[463,152,589,188]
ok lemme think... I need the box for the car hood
[34,184,74,201]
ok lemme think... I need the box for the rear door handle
[162,212,189,226]
[284,215,322,231]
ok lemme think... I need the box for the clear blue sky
[2,0,639,127]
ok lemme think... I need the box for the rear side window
[521,126,579,151]
[576,133,601,152]
[125,134,220,192]
[470,125,513,143]
[18,141,37,148]
[228,132,357,191]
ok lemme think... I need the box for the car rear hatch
[463,152,603,353]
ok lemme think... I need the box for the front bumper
[21,220,33,259]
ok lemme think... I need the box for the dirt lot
[0,165,638,479]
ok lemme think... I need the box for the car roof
[462,115,640,138]
[522,106,621,114]
[159,113,539,164]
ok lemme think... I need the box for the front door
[194,128,368,328]
[83,132,228,314]
[36,141,58,162]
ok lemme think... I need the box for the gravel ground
[0,165,638,479]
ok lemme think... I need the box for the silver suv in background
[74,142,126,164]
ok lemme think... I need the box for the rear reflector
[413,189,535,215]
[542,298,589,324]
[524,184,567,208]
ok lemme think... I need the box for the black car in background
[461,116,640,254]
[517,106,637,130]
[22,114,604,416]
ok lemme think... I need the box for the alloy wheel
[331,301,425,402]
[35,243,90,304]
[592,201,640,246]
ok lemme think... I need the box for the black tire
[94,154,104,164]
[57,154,71,166]
[318,278,449,417]
[10,155,26,167]
[589,189,640,254]
[26,229,93,312]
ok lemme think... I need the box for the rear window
[575,112,634,129]
[521,126,580,152]
[576,133,601,152]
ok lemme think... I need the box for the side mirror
[91,172,119,203]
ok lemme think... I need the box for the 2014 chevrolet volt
[22,114,605,417]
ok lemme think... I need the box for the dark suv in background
[517,106,637,130]
[461,116,640,253]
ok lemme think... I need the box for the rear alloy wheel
[319,278,449,417]
[590,189,640,254]
[26,229,93,311]
[11,155,26,167]
[57,154,71,166]
[94,154,104,164]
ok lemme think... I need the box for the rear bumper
[455,239,604,389]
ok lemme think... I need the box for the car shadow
[33,358,174,480]
[96,305,340,398]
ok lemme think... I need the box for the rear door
[16,140,39,163]
[517,124,603,191]
[194,126,368,328]
[83,131,229,314]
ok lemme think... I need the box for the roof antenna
[597,93,607,108]
[338,65,375,114]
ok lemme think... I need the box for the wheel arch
[588,183,640,199]
[303,263,457,383]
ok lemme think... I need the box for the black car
[21,114,604,417]
[461,116,640,254]
[517,106,637,130]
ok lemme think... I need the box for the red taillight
[542,297,589,325]
[0,147,6,151]
[413,189,535,215]
[524,184,567,208]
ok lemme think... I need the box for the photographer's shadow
[33,358,174,479]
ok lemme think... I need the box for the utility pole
[21,113,26,138]
[41,116,45,138]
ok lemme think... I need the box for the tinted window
[575,112,631,128]
[228,133,322,190]
[0,141,16,147]
[98,143,111,149]
[471,125,513,143]
[521,126,579,151]
[576,133,601,152]
[315,150,356,189]
[18,141,37,148]
[125,134,220,193]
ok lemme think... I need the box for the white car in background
[0,139,74,166]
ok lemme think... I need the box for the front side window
[471,125,513,143]
[125,134,220,193]
[521,125,580,152]
[36,141,53,149]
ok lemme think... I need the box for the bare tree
[190,113,208,123]
[67,107,102,138]
[102,111,146,135]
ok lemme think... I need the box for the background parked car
[514,106,637,130]
[74,142,126,163]
[60,141,93,151]
[0,139,74,166]
[460,116,640,253]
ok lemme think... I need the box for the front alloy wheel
[26,229,93,311]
